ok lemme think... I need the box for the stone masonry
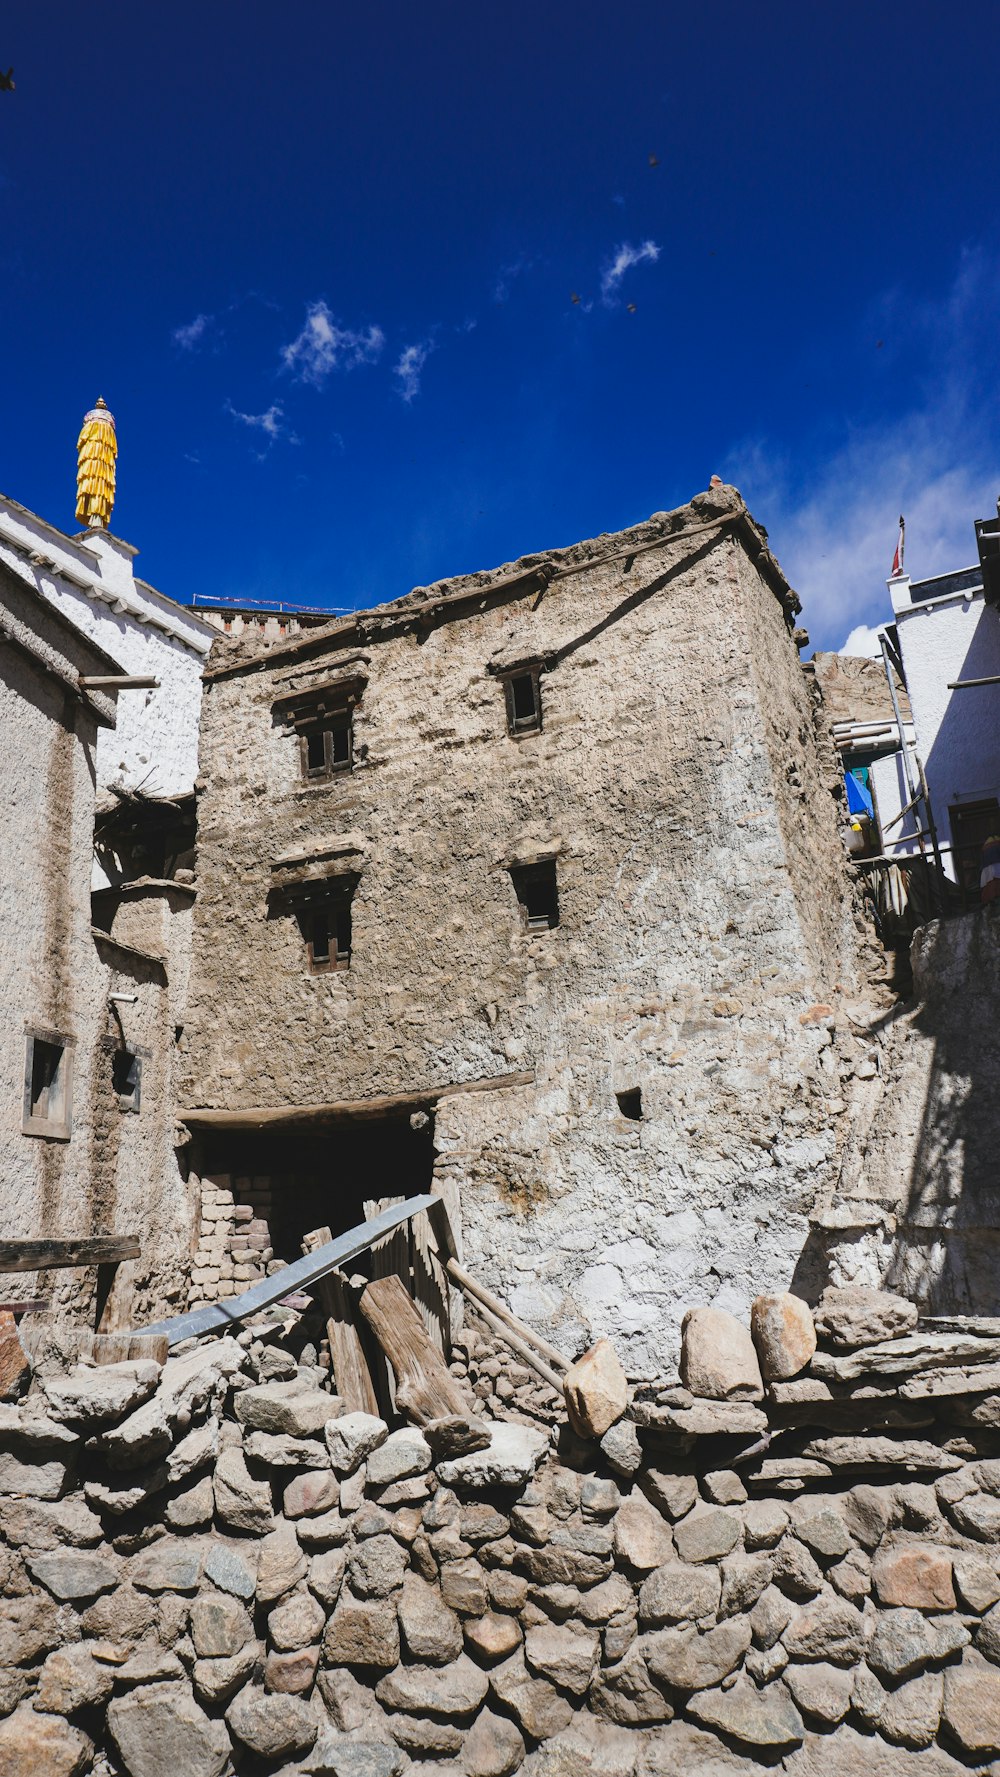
[5,1283,1000,1773]
[181,483,877,1376]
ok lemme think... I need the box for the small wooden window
[503,670,542,736]
[300,899,353,972]
[300,710,353,781]
[112,1048,142,1113]
[22,1030,73,1139]
[510,860,559,930]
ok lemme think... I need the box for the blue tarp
[845,769,874,817]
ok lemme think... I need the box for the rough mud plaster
[184,490,874,1375]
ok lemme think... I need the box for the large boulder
[437,1423,547,1489]
[813,1285,917,1349]
[680,1308,763,1401]
[0,1707,92,1777]
[41,1360,160,1425]
[226,1686,318,1759]
[750,1293,817,1381]
[563,1339,628,1438]
[234,1380,342,1439]
[107,1681,231,1777]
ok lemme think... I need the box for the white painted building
[883,562,1000,893]
[0,493,214,805]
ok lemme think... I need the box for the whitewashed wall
[0,497,213,802]
[891,574,1000,878]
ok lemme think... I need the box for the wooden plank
[365,1193,409,1413]
[178,1070,535,1130]
[359,1272,479,1429]
[301,1228,379,1417]
[0,1299,49,1316]
[0,1237,141,1274]
[18,1327,168,1367]
[141,1193,440,1347]
[79,675,160,689]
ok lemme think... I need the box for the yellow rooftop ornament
[75,396,117,530]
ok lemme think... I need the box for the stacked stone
[449,1322,563,1432]
[4,1289,1000,1773]
[188,1175,279,1308]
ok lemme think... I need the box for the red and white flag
[891,515,905,578]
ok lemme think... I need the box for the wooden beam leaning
[78,675,160,689]
[0,1237,141,1274]
[445,1258,569,1375]
[359,1272,488,1453]
[142,1193,441,1347]
[301,1227,379,1416]
[459,1293,566,1396]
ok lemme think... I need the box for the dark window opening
[300,711,353,782]
[616,1088,643,1121]
[300,899,353,972]
[950,799,1000,907]
[23,1031,72,1138]
[511,859,559,930]
[112,1049,142,1112]
[504,670,542,736]
[31,1040,62,1118]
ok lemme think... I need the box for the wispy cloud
[224,399,296,456]
[394,340,433,403]
[173,312,214,351]
[600,239,660,303]
[493,256,536,304]
[725,252,1000,652]
[281,300,384,387]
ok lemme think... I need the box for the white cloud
[394,340,433,403]
[600,239,660,302]
[173,313,213,350]
[723,247,1000,651]
[281,300,384,386]
[224,400,296,455]
[840,624,884,658]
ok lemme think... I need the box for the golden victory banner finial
[75,396,117,529]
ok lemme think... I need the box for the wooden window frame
[501,667,543,737]
[293,878,357,974]
[298,709,353,783]
[22,1026,75,1140]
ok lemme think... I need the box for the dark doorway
[195,1110,436,1267]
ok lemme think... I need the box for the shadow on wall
[787,906,1000,1314]
[881,908,1000,1311]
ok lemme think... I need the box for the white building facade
[0,493,214,804]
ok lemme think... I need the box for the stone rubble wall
[6,1297,1000,1775]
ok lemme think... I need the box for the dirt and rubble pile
[5,1289,1000,1773]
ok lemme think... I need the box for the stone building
[181,482,873,1377]
[0,417,216,1326]
[0,562,191,1321]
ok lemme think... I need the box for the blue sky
[2,3,999,651]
